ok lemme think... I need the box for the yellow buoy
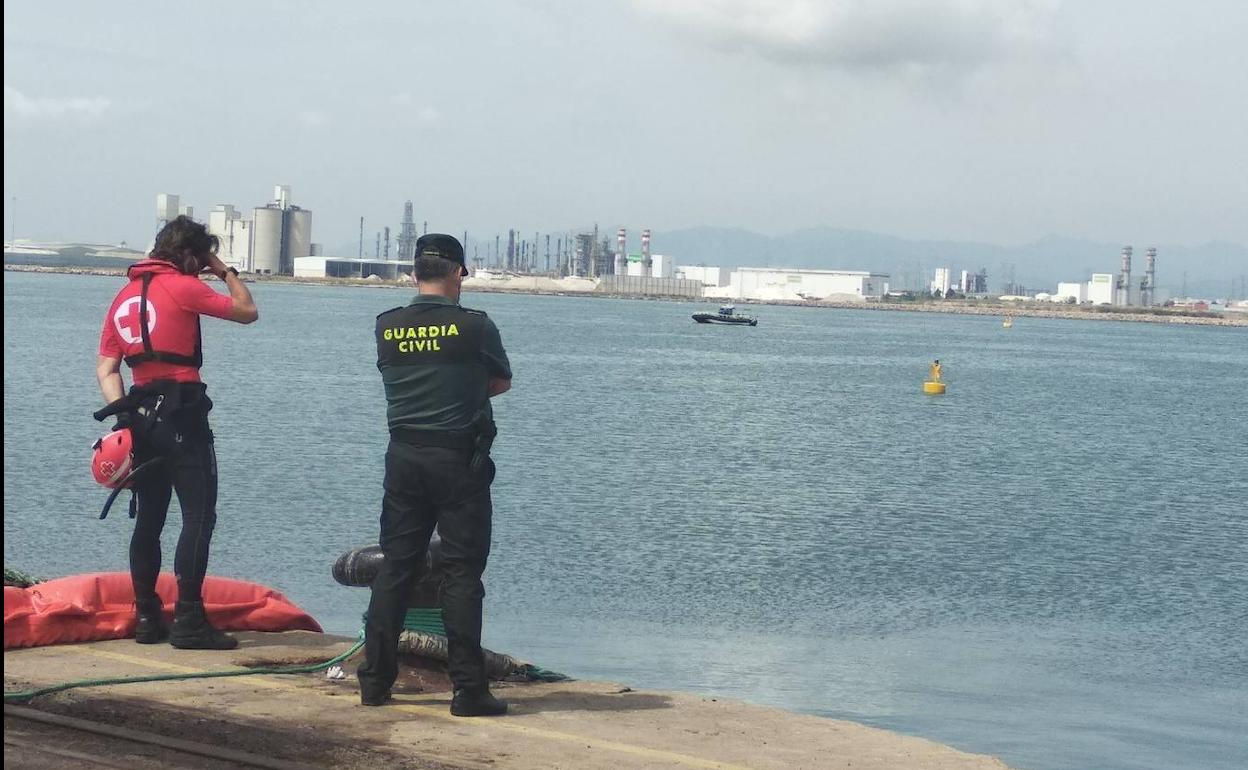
[923,381,947,395]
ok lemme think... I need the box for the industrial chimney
[641,229,652,276]
[616,228,627,276]
[1116,246,1133,306]
[1141,247,1157,306]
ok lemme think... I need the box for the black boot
[170,600,238,650]
[134,597,169,644]
[360,689,393,707]
[450,687,508,717]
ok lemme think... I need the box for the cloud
[387,95,441,125]
[4,84,111,119]
[631,0,1063,75]
[297,110,329,127]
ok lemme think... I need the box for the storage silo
[156,194,179,228]
[285,207,313,273]
[252,206,283,274]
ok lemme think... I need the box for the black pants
[129,387,218,605]
[358,440,494,697]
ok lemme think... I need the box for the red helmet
[91,429,134,488]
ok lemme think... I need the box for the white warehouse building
[1054,282,1087,303]
[723,267,889,302]
[293,257,411,280]
[675,265,731,287]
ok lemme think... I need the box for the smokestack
[1142,247,1157,306]
[616,228,627,276]
[1117,245,1133,306]
[383,226,390,260]
[642,229,652,275]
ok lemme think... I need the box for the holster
[468,409,497,475]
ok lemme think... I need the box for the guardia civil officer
[357,233,513,716]
[96,215,258,650]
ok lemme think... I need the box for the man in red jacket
[96,215,258,649]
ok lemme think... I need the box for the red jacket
[99,260,234,385]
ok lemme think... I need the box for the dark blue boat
[692,305,757,326]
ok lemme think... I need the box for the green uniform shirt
[376,295,511,432]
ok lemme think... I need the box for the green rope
[5,607,566,702]
[403,607,446,636]
[4,567,43,588]
[515,664,570,683]
[398,609,569,682]
[3,637,364,704]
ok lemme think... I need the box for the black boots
[170,600,238,650]
[360,690,393,707]
[134,597,169,644]
[359,685,507,715]
[450,688,508,717]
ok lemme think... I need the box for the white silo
[252,206,284,274]
[285,207,313,271]
[156,194,179,227]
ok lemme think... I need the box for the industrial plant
[154,186,319,276]
[916,245,1164,307]
[20,189,1234,311]
[1045,246,1159,305]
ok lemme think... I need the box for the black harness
[122,272,203,369]
[95,273,212,521]
[93,392,172,520]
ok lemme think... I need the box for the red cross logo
[113,297,156,345]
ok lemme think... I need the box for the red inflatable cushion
[4,572,322,649]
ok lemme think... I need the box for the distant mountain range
[649,227,1247,298]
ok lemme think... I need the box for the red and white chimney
[615,228,627,275]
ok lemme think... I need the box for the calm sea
[4,271,1246,770]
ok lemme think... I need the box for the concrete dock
[4,631,1012,769]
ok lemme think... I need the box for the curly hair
[150,216,218,275]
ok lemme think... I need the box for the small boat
[693,305,757,326]
[1002,317,1014,328]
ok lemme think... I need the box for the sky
[4,0,1247,251]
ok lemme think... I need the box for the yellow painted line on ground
[70,646,316,692]
[394,701,759,770]
[72,647,212,674]
[60,645,759,770]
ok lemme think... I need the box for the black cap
[415,233,468,276]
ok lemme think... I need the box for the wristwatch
[223,267,240,279]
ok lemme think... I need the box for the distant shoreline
[7,263,1245,328]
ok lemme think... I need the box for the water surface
[4,272,1246,770]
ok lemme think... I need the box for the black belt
[390,427,476,449]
